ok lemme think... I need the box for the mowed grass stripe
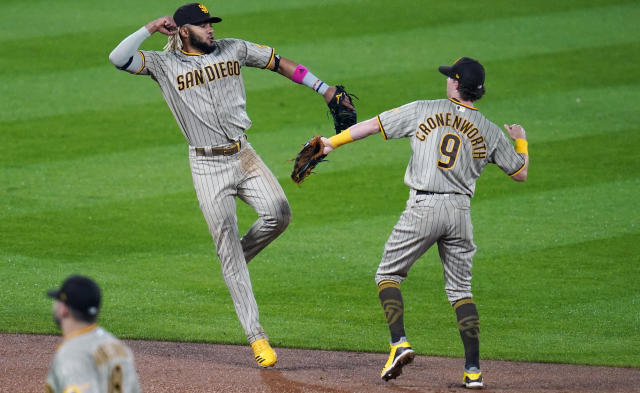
[0,0,356,42]
[2,171,636,266]
[3,232,637,362]
[2,144,192,217]
[3,74,636,170]
[0,104,186,167]
[0,191,210,261]
[0,252,239,340]
[1,0,628,43]
[142,0,630,49]
[483,42,640,98]
[477,233,639,366]
[481,84,640,142]
[269,2,639,74]
[284,178,639,255]
[472,179,638,253]
[471,128,640,197]
[3,121,638,221]
[2,2,637,121]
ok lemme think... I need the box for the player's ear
[452,79,459,89]
[59,302,70,318]
[54,301,70,319]
[179,26,189,40]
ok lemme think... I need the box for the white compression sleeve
[108,26,151,73]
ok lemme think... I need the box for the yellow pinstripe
[263,48,275,69]
[377,116,387,140]
[134,51,145,74]
[448,97,478,111]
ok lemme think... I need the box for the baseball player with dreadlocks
[108,3,355,368]
[316,57,529,388]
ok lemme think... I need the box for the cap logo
[198,4,209,14]
[455,73,460,79]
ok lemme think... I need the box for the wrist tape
[515,138,528,155]
[291,65,308,84]
[328,128,354,148]
[292,65,328,95]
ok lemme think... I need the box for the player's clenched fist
[146,16,178,35]
[504,123,526,140]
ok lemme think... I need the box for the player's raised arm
[504,123,529,182]
[109,16,177,73]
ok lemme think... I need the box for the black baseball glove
[327,85,357,134]
[291,136,327,184]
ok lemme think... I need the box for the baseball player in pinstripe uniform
[319,57,529,388]
[46,275,141,393]
[108,3,353,368]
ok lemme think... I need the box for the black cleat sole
[381,350,415,381]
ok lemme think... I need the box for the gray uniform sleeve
[488,124,526,176]
[137,50,161,76]
[377,101,421,140]
[232,39,275,69]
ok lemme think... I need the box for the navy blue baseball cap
[47,275,101,317]
[439,57,485,90]
[174,3,222,26]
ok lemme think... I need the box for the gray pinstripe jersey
[378,98,526,196]
[46,326,140,393]
[138,39,274,146]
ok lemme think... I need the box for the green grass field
[1,0,639,367]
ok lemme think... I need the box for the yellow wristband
[515,138,528,155]
[328,128,354,148]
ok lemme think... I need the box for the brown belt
[195,138,244,157]
[416,190,457,196]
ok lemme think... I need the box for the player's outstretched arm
[290,117,379,184]
[504,124,529,182]
[269,56,357,133]
[271,57,354,108]
[320,117,381,155]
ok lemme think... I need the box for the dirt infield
[2,333,639,393]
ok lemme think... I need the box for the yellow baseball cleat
[251,338,277,368]
[463,367,483,389]
[380,341,415,381]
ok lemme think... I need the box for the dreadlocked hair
[164,34,183,52]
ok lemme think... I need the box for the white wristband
[301,71,329,95]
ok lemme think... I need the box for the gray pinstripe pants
[375,189,477,305]
[189,142,291,343]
